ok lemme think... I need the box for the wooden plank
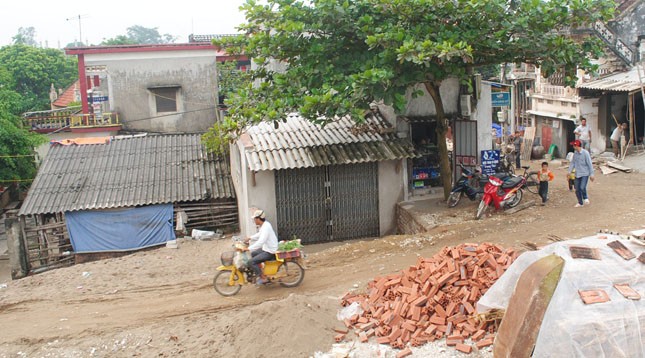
[569,246,601,260]
[607,240,636,260]
[521,127,536,161]
[599,165,618,175]
[606,161,633,172]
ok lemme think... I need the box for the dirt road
[1,164,644,357]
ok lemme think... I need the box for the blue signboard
[481,150,501,175]
[491,92,510,106]
[90,96,108,102]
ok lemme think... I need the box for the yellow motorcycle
[213,239,305,296]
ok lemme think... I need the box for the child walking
[538,161,555,205]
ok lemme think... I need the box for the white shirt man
[247,209,278,284]
[574,118,591,151]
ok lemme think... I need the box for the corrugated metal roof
[19,134,235,216]
[577,66,645,92]
[242,113,419,171]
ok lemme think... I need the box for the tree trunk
[424,81,452,200]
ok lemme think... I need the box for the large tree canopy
[0,44,75,184]
[0,44,78,112]
[213,0,615,197]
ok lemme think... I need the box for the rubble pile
[337,243,518,356]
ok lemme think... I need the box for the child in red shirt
[538,161,555,205]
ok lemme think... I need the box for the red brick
[471,329,486,341]
[455,343,473,354]
[396,347,413,358]
[476,337,494,348]
[377,336,390,344]
[359,332,368,342]
[334,333,346,342]
[333,327,349,334]
[429,315,446,326]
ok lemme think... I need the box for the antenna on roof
[66,14,90,46]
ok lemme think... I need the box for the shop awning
[577,67,645,92]
[526,110,577,122]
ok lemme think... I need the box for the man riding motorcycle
[245,209,278,285]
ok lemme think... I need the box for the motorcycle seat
[502,176,523,188]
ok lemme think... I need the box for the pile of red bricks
[335,242,517,356]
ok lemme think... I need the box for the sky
[0,0,249,48]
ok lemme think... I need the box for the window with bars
[149,87,180,113]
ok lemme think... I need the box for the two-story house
[526,0,645,157]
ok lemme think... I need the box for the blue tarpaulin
[66,204,175,253]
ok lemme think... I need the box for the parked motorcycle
[213,238,305,296]
[475,167,530,219]
[448,163,512,207]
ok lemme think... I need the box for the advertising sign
[491,92,510,106]
[481,150,501,175]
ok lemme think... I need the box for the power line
[0,154,36,158]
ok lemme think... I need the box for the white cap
[252,209,265,219]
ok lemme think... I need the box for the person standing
[538,161,554,205]
[568,140,595,207]
[512,130,523,168]
[610,122,627,158]
[574,117,592,151]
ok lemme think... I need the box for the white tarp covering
[477,234,644,357]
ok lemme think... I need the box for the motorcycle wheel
[475,200,488,220]
[447,191,462,207]
[213,270,242,296]
[277,261,305,288]
[506,189,523,208]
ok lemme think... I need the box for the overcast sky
[0,0,248,48]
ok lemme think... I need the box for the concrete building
[65,43,241,134]
[232,112,418,243]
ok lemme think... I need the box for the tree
[12,26,38,47]
[203,61,252,154]
[0,116,47,186]
[0,44,78,112]
[0,45,74,184]
[126,25,176,44]
[213,0,614,198]
[101,35,137,46]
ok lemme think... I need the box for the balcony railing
[24,108,121,133]
[533,84,578,99]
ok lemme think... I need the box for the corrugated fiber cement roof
[19,134,235,216]
[241,113,419,171]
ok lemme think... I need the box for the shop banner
[481,150,501,175]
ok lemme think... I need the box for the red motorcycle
[475,167,529,219]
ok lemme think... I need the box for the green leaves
[209,0,615,135]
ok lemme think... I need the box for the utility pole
[66,14,89,46]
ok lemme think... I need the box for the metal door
[275,166,328,243]
[329,163,379,241]
[275,163,379,244]
[453,119,478,178]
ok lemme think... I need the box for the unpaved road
[1,162,644,357]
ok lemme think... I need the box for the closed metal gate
[275,163,379,244]
[453,119,479,179]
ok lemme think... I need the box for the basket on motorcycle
[275,248,301,259]
[220,251,235,266]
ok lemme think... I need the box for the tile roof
[577,66,645,92]
[19,134,235,216]
[52,80,80,108]
[241,113,419,171]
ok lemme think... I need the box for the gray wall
[405,79,460,116]
[473,83,495,161]
[86,51,218,133]
[378,160,406,236]
[613,2,645,60]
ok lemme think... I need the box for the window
[149,87,179,113]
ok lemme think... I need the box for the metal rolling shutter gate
[275,162,379,244]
